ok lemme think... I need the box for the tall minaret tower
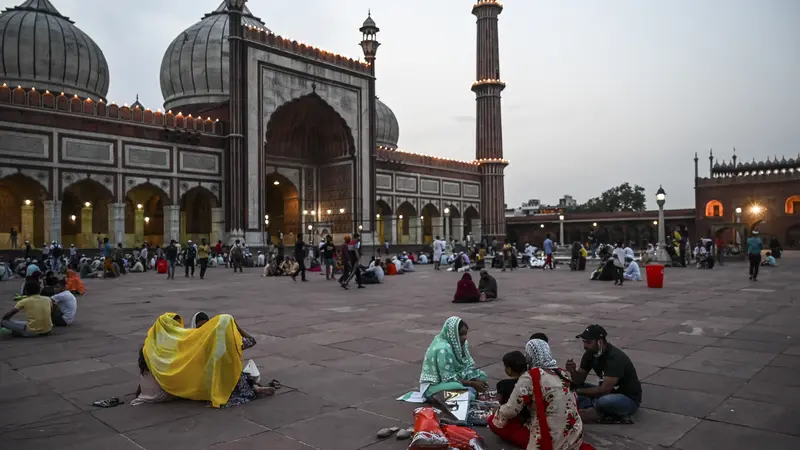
[472,1,508,239]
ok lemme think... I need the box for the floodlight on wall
[420,216,424,220]
[303,210,308,215]
[358,225,363,230]
[137,204,143,210]
[540,224,544,228]
[327,209,332,214]
[273,181,280,185]
[265,215,269,220]
[653,220,658,225]
[84,202,91,208]
[559,215,565,221]
[735,207,742,214]
[376,213,381,219]
[24,199,31,206]
[750,205,763,215]
[144,217,150,223]
[308,225,313,231]
[70,215,76,222]
[399,215,404,219]
[339,208,345,214]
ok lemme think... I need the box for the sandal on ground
[376,426,400,439]
[396,428,414,440]
[92,397,122,408]
[267,379,282,389]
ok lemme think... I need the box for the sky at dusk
[6,0,799,209]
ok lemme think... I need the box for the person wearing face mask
[565,325,641,424]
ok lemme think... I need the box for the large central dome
[159,1,268,112]
[0,0,109,100]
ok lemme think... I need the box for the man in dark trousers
[341,234,364,290]
[184,240,197,278]
[165,240,178,280]
[292,233,307,282]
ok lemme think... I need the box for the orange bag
[441,424,486,450]
[409,407,449,450]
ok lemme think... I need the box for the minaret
[472,0,507,239]
[693,152,699,185]
[226,0,247,243]
[360,11,380,237]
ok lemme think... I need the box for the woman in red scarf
[453,273,481,303]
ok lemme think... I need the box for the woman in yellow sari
[132,313,274,408]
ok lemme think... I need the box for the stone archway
[463,206,479,242]
[127,183,171,248]
[396,201,417,245]
[0,173,48,247]
[421,203,441,244]
[444,204,461,243]
[265,172,300,244]
[181,186,219,245]
[265,93,355,237]
[375,199,393,244]
[62,179,114,248]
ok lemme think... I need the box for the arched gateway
[263,93,356,244]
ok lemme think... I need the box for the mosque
[0,0,509,249]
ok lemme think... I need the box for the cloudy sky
[9,0,799,209]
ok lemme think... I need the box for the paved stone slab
[91,400,205,433]
[640,383,728,418]
[645,368,746,396]
[0,410,115,447]
[732,380,800,407]
[125,411,267,449]
[707,397,800,436]
[585,408,699,447]
[673,420,800,450]
[668,355,766,379]
[279,408,403,450]
[210,431,316,449]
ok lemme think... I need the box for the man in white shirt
[363,260,384,284]
[257,251,266,267]
[51,279,77,326]
[433,236,445,270]
[624,244,635,262]
[623,257,641,281]
[140,245,149,271]
[523,243,535,267]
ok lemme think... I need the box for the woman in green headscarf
[419,316,488,398]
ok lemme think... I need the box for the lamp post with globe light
[655,186,668,263]
[444,207,451,251]
[735,207,742,246]
[559,214,565,246]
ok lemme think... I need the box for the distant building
[559,195,578,207]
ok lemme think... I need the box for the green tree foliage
[571,183,647,212]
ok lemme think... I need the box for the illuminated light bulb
[84,202,91,207]
[24,199,31,206]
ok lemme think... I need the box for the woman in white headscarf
[491,339,587,450]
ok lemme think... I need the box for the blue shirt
[747,237,762,255]
[544,238,553,255]
[103,243,112,258]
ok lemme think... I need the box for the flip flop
[396,428,414,440]
[92,397,122,408]
[268,379,282,389]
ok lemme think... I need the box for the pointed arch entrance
[0,173,48,247]
[375,199,393,244]
[126,183,171,247]
[264,172,300,244]
[181,187,219,244]
[463,206,479,242]
[264,93,356,241]
[396,202,417,245]
[62,179,114,248]
[421,203,440,244]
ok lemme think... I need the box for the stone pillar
[387,215,398,246]
[180,211,187,243]
[163,205,180,244]
[134,208,144,246]
[109,203,125,246]
[452,218,464,243]
[397,216,405,245]
[471,219,482,243]
[43,200,61,245]
[81,205,93,247]
[211,207,225,246]
[410,216,422,245]
[432,217,444,241]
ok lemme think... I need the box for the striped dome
[159,1,268,111]
[0,0,109,99]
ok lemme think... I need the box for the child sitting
[496,351,531,422]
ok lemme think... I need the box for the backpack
[231,245,243,259]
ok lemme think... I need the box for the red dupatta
[529,368,595,450]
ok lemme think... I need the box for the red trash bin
[646,264,664,288]
[157,259,168,274]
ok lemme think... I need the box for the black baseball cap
[576,325,607,341]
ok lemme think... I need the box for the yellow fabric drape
[143,313,243,408]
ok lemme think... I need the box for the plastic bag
[242,359,260,384]
[409,407,449,450]
[441,425,485,450]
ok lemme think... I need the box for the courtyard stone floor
[1,255,799,450]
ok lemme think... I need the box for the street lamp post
[655,185,668,264]
[558,214,565,246]
[444,208,451,251]
[734,207,742,247]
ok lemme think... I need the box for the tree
[571,183,647,212]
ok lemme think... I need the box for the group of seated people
[2,269,81,337]
[133,312,275,409]
[453,269,498,303]
[418,318,641,449]
[261,257,301,277]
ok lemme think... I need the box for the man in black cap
[566,324,641,424]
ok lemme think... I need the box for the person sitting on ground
[65,268,85,295]
[419,316,487,398]
[495,350,531,422]
[41,274,58,297]
[26,260,41,277]
[761,251,777,267]
[129,258,144,273]
[391,256,404,274]
[491,339,585,450]
[453,272,481,303]
[190,311,210,328]
[418,253,428,264]
[132,313,274,408]
[0,257,10,281]
[530,332,549,342]
[1,280,53,337]
[623,257,641,281]
[51,279,77,327]
[567,325,641,424]
[478,269,498,301]
[401,257,414,273]
[278,257,291,275]
[384,258,399,275]
[362,260,384,284]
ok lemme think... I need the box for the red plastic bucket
[646,264,664,288]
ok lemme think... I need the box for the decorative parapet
[472,1,504,13]
[244,26,372,75]
[377,147,480,173]
[711,155,798,177]
[697,169,800,186]
[0,84,224,136]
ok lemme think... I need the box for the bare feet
[254,385,275,397]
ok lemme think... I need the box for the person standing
[747,230,763,281]
[433,236,444,270]
[9,228,18,249]
[612,242,626,286]
[322,235,337,280]
[140,244,149,272]
[51,241,62,273]
[215,240,223,258]
[184,240,197,278]
[543,234,555,270]
[291,233,307,282]
[165,240,178,280]
[102,238,112,279]
[230,239,244,273]
[501,239,513,272]
[715,235,725,266]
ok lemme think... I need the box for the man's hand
[565,358,577,373]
